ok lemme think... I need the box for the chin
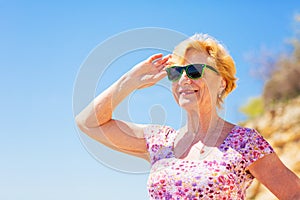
[178,98,199,110]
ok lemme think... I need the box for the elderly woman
[76,34,300,199]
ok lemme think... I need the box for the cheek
[203,77,220,98]
[195,79,214,100]
[194,79,208,93]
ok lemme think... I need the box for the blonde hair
[170,33,237,108]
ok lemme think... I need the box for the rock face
[243,96,300,199]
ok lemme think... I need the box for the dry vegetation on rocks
[244,96,300,199]
[242,15,300,199]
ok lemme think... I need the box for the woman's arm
[248,153,300,200]
[75,54,170,160]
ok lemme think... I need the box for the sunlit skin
[172,49,224,113]
[170,49,232,159]
[76,51,300,199]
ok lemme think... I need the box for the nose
[178,71,191,85]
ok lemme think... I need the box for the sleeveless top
[143,125,274,200]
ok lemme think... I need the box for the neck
[185,107,223,143]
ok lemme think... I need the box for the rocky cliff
[244,96,300,199]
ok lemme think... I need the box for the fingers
[148,53,163,63]
[162,54,172,66]
[161,54,172,63]
[155,54,172,71]
[164,54,172,66]
[149,53,170,66]
[148,54,172,64]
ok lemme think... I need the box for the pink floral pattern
[143,125,274,200]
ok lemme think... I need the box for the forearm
[76,53,169,128]
[76,73,138,128]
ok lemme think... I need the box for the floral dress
[143,125,274,200]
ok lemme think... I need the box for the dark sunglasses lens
[167,67,183,81]
[187,64,203,79]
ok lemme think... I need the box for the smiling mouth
[179,90,199,95]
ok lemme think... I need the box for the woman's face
[171,49,225,113]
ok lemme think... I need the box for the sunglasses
[165,64,219,82]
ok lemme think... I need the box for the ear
[219,77,227,94]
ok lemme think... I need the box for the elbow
[75,114,96,135]
[75,108,112,129]
[75,114,88,131]
[75,113,110,131]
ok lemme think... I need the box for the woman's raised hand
[127,53,171,89]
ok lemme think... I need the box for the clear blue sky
[1,1,299,199]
